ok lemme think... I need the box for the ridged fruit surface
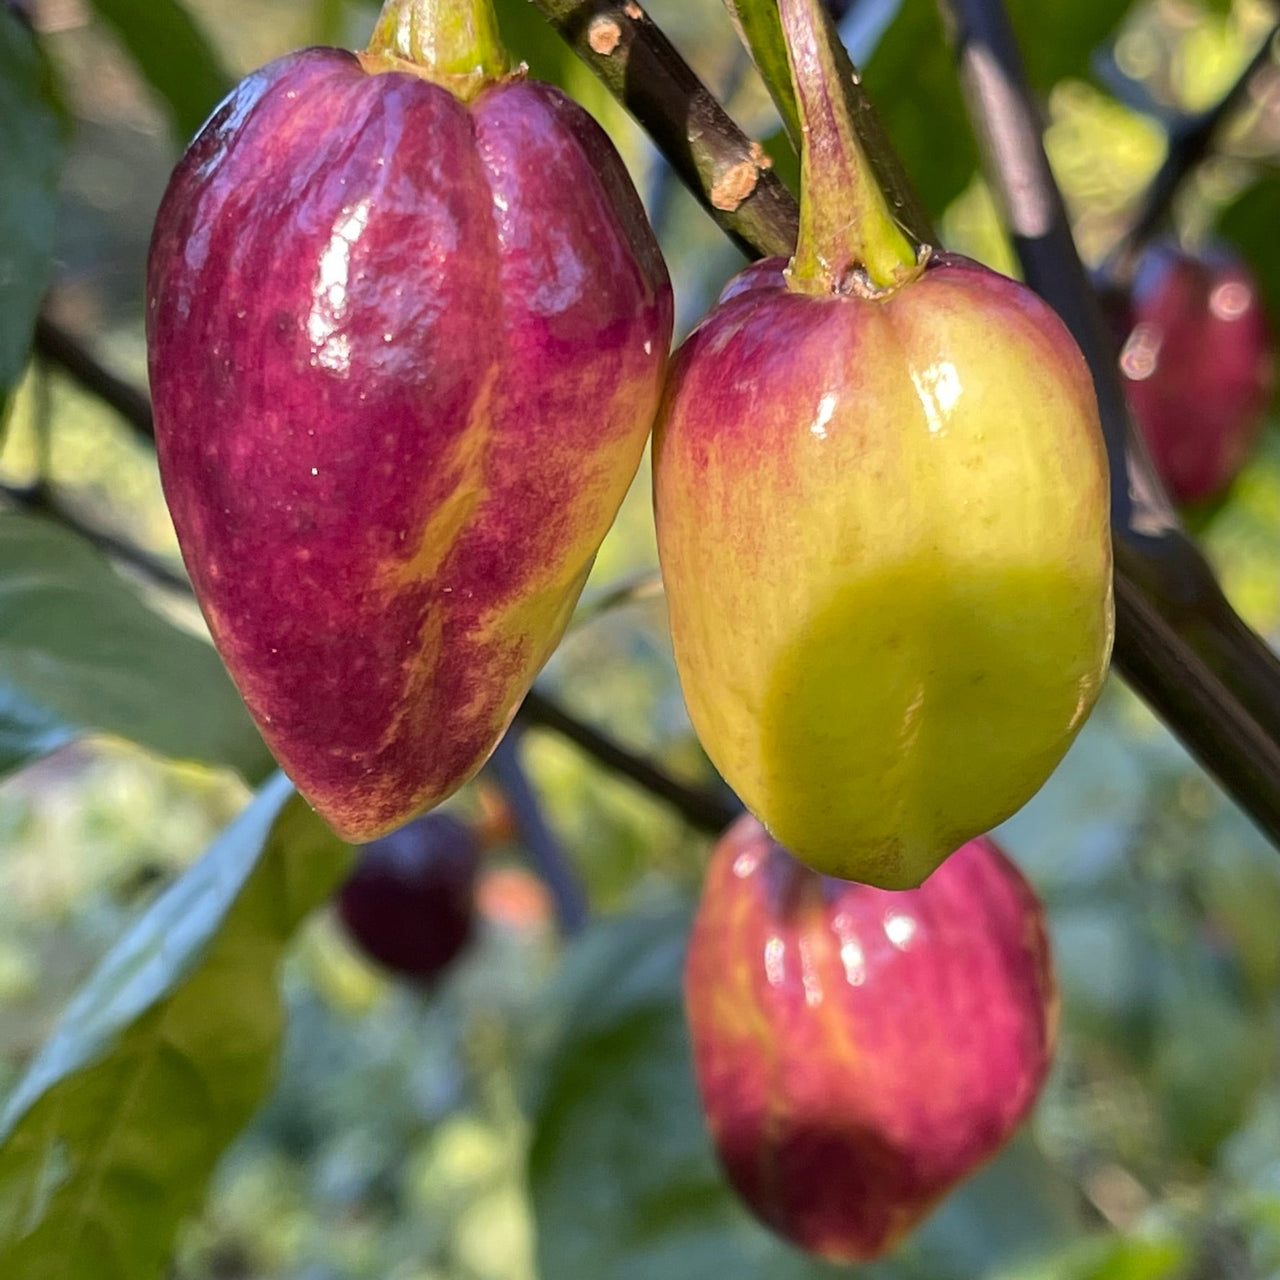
[653,252,1113,888]
[1118,243,1276,504]
[337,810,480,981]
[147,49,672,840]
[685,815,1057,1261]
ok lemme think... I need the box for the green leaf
[0,510,274,782]
[862,1,973,220]
[1001,1232,1189,1280]
[84,0,232,143]
[1151,945,1276,1164]
[865,0,1127,218]
[0,775,353,1280]
[0,11,68,417]
[1217,173,1280,328]
[528,903,1082,1280]
[312,0,348,45]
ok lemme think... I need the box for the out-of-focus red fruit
[477,865,554,931]
[1118,243,1277,504]
[685,816,1057,1262]
[336,811,480,982]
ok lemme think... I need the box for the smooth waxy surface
[654,253,1113,888]
[685,817,1056,1261]
[337,811,480,981]
[1119,244,1276,504]
[148,50,672,840]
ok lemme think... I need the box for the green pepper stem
[779,0,923,296]
[365,0,509,99]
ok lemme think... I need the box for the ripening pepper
[147,0,673,840]
[653,0,1112,887]
[685,815,1057,1261]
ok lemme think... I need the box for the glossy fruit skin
[337,810,480,981]
[685,816,1056,1262]
[147,49,673,841]
[1118,243,1276,504]
[653,252,1113,889]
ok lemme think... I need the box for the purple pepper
[147,47,672,839]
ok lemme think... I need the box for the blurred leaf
[1051,902,1158,1043]
[997,697,1146,894]
[312,0,347,45]
[0,510,273,782]
[862,1,972,219]
[528,903,1082,1280]
[84,0,232,143]
[1002,1232,1188,1280]
[1219,1090,1280,1193]
[0,775,353,1280]
[1151,946,1275,1164]
[866,0,1128,218]
[1217,173,1280,330]
[493,0,577,85]
[0,11,67,420]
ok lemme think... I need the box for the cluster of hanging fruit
[142,0,1262,1261]
[147,0,1115,884]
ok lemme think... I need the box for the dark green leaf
[0,510,274,781]
[862,1,974,221]
[84,0,232,143]
[528,903,1082,1280]
[0,775,353,1280]
[494,0,577,86]
[1152,946,1276,1164]
[312,0,348,45]
[1009,0,1128,104]
[1001,1233,1189,1280]
[865,0,1128,218]
[0,11,67,416]
[1217,173,1280,328]
[758,125,800,195]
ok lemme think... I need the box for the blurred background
[0,0,1277,1277]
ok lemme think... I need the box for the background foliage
[0,0,1276,1278]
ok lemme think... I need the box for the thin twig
[520,689,740,833]
[568,569,663,630]
[527,0,798,257]
[0,481,191,593]
[34,316,155,442]
[484,727,589,934]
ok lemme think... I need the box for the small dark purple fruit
[336,811,481,982]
